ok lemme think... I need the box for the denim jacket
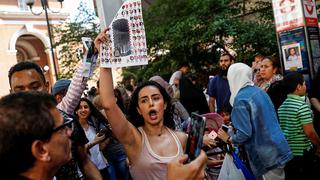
[231,86,292,177]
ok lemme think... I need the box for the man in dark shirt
[207,53,234,112]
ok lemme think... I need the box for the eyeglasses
[53,117,74,133]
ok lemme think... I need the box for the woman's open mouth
[149,109,158,120]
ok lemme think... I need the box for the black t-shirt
[179,76,210,114]
[55,110,89,180]
[267,80,288,112]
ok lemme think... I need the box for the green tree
[124,0,277,83]
[53,1,99,79]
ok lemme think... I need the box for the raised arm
[56,63,88,114]
[57,52,98,115]
[96,29,142,162]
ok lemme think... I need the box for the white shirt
[84,126,107,170]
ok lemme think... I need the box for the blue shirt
[207,75,231,111]
[231,86,292,177]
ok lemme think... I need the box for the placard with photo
[99,0,148,68]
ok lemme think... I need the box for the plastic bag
[232,152,255,180]
[218,153,245,180]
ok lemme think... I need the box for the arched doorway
[15,34,53,87]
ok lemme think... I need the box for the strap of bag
[232,152,256,180]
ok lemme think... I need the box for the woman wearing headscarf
[217,63,292,179]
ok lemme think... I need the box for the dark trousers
[100,167,110,180]
[285,148,320,180]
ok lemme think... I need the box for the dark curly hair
[128,81,175,130]
[75,98,110,134]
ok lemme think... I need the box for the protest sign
[99,0,148,68]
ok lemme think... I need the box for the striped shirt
[278,94,313,156]
[56,55,97,114]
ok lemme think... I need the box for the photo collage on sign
[100,0,148,68]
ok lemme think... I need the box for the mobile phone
[97,128,108,137]
[208,130,218,140]
[81,37,96,77]
[185,112,206,162]
[221,124,229,133]
[82,37,94,60]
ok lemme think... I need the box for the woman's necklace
[158,128,165,136]
[144,127,166,137]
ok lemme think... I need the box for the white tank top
[129,127,184,180]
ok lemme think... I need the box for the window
[18,0,29,11]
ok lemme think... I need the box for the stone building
[1,0,320,96]
[0,0,68,96]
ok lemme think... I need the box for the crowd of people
[0,28,320,180]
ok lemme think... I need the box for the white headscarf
[227,63,254,106]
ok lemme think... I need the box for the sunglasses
[53,117,74,133]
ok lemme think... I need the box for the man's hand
[167,150,207,180]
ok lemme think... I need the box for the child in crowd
[278,72,320,179]
[202,112,227,180]
[217,106,232,126]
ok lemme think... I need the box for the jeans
[107,153,130,180]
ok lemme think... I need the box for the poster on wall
[279,27,310,72]
[279,27,313,88]
[99,0,148,68]
[272,0,304,32]
[282,43,303,70]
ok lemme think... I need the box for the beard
[219,68,229,77]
